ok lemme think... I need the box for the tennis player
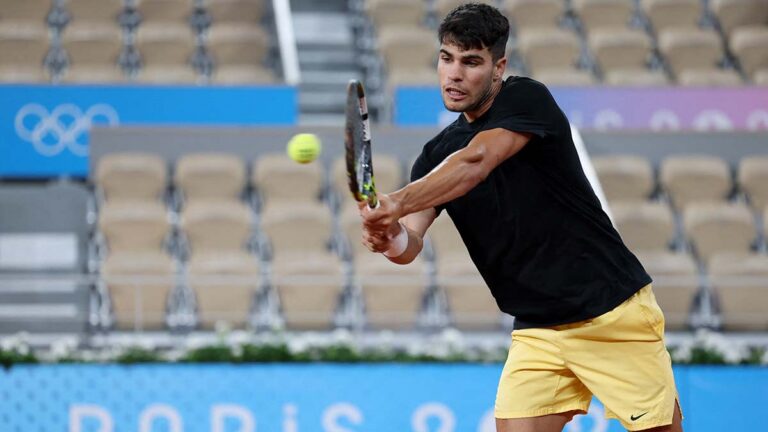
[359,4,682,432]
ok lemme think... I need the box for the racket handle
[367,194,379,209]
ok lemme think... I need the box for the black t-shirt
[411,76,652,328]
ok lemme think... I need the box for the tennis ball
[287,133,321,164]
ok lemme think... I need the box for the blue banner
[0,364,765,431]
[0,84,297,178]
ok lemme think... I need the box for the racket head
[344,79,378,208]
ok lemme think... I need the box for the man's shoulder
[500,75,551,98]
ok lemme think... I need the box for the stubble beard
[443,73,496,114]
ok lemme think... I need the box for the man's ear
[494,56,507,81]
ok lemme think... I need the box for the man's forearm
[387,225,424,265]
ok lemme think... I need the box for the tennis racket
[344,79,378,208]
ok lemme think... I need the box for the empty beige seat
[357,253,426,329]
[635,250,698,329]
[136,65,198,83]
[260,202,333,257]
[340,203,369,258]
[62,23,122,68]
[754,68,768,85]
[332,154,402,205]
[434,0,495,20]
[658,29,723,76]
[641,0,702,32]
[612,201,675,251]
[188,251,259,329]
[137,0,192,23]
[429,213,466,260]
[592,155,654,202]
[378,27,436,71]
[517,29,581,73]
[504,0,564,31]
[271,252,344,330]
[709,252,768,330]
[63,65,125,83]
[677,69,743,86]
[711,0,768,36]
[66,0,124,23]
[211,65,275,84]
[438,252,500,330]
[730,26,768,77]
[0,65,47,82]
[0,22,48,67]
[387,67,439,86]
[604,69,670,86]
[683,202,755,261]
[0,0,51,21]
[102,251,175,329]
[206,0,264,24]
[137,23,194,66]
[96,153,168,202]
[533,68,596,86]
[99,202,170,253]
[208,24,269,67]
[253,153,324,205]
[367,0,425,29]
[739,156,768,210]
[573,0,634,32]
[589,29,652,73]
[180,201,253,254]
[660,155,731,208]
[175,153,245,202]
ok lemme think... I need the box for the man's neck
[463,79,503,123]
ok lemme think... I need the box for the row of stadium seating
[0,0,275,83]
[91,152,768,332]
[360,0,768,87]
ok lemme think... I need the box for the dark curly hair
[438,3,510,61]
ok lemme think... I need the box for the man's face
[437,42,505,114]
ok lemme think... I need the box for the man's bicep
[400,208,437,238]
[470,128,531,172]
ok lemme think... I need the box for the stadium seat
[0,0,51,22]
[588,29,652,73]
[180,200,253,255]
[709,252,768,330]
[659,155,731,209]
[188,251,259,329]
[332,154,403,205]
[677,69,743,86]
[211,65,275,84]
[533,68,597,86]
[387,67,439,86]
[517,29,581,73]
[729,26,768,78]
[96,153,168,203]
[754,68,768,85]
[0,65,48,82]
[271,252,344,330]
[205,0,264,24]
[136,65,198,83]
[260,202,333,257]
[175,153,246,203]
[366,0,426,30]
[62,23,122,69]
[340,203,368,258]
[683,202,755,262]
[711,0,768,37]
[612,201,676,252]
[635,250,698,330]
[208,24,269,68]
[658,29,723,77]
[573,0,635,32]
[592,155,655,202]
[63,65,125,83]
[101,251,175,329]
[253,153,324,206]
[99,201,174,329]
[136,23,195,67]
[378,27,436,72]
[738,156,768,211]
[0,22,48,68]
[503,0,564,31]
[641,0,702,32]
[604,69,670,86]
[356,253,427,330]
[136,0,192,24]
[65,0,124,23]
[429,212,466,260]
[434,0,495,20]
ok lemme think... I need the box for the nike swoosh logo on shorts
[631,412,649,421]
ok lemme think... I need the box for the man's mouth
[444,87,467,101]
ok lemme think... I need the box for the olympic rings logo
[14,103,119,157]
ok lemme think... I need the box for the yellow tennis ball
[287,133,321,164]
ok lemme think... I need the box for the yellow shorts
[495,284,682,431]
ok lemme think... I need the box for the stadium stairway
[293,0,363,125]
